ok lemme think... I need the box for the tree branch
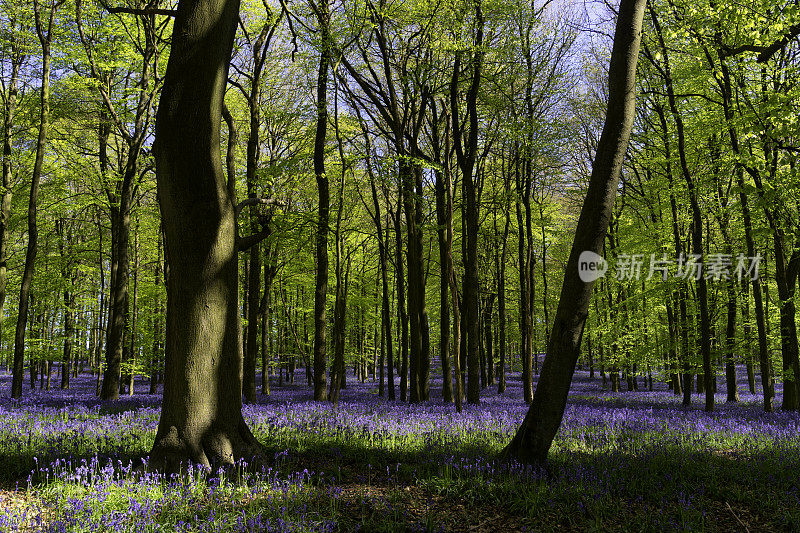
[96,0,177,17]
[237,225,272,252]
[235,197,283,217]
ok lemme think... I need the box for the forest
[0,0,799,530]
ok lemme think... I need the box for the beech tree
[503,0,647,463]
[150,0,263,467]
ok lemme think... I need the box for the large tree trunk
[150,0,262,469]
[502,0,646,463]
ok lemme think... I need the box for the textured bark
[150,0,263,469]
[503,0,646,463]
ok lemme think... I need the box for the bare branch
[96,0,176,17]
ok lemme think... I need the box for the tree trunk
[329,252,350,403]
[451,2,484,405]
[484,294,495,386]
[502,0,646,463]
[651,7,713,411]
[392,206,409,402]
[497,180,510,393]
[244,244,260,403]
[149,231,162,395]
[150,0,263,469]
[312,0,331,402]
[11,1,58,399]
[128,214,140,396]
[58,220,76,390]
[0,35,21,352]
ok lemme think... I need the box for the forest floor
[0,367,797,532]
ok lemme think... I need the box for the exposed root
[148,416,268,475]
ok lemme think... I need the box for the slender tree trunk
[244,244,260,403]
[312,0,331,401]
[484,294,495,386]
[497,173,510,393]
[149,231,162,395]
[401,162,422,403]
[0,37,22,349]
[517,199,533,402]
[717,58,772,410]
[58,220,75,390]
[127,214,140,396]
[651,7,713,411]
[451,2,484,404]
[329,252,350,403]
[503,0,646,463]
[12,2,58,398]
[435,168,453,402]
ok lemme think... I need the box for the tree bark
[312,0,331,401]
[502,0,646,463]
[150,0,263,469]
